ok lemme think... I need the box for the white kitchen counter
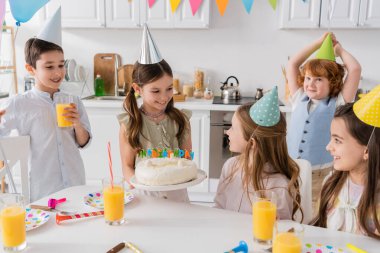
[82,97,292,112]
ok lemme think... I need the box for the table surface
[2,185,379,253]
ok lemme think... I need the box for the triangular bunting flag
[189,0,203,16]
[268,0,277,10]
[148,0,156,8]
[216,0,229,16]
[170,0,181,13]
[242,0,254,14]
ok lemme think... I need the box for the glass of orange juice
[273,221,304,253]
[55,95,74,127]
[102,177,125,225]
[0,194,27,251]
[252,190,277,249]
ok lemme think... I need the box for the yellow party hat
[316,34,335,62]
[353,84,380,127]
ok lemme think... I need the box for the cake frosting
[135,158,198,186]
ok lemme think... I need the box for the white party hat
[138,23,163,64]
[37,7,62,46]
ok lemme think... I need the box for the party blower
[224,241,248,253]
[56,211,104,224]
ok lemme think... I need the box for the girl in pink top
[214,87,303,221]
[311,103,380,239]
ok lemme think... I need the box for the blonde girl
[214,101,302,221]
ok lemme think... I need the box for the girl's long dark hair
[310,103,380,239]
[123,60,188,150]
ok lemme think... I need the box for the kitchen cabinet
[44,0,209,29]
[80,101,210,194]
[279,0,380,29]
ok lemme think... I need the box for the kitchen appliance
[209,111,241,179]
[212,96,256,105]
[255,88,264,100]
[220,76,241,100]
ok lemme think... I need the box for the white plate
[130,169,207,191]
[75,65,85,82]
[66,59,77,81]
[84,191,134,209]
[25,208,51,231]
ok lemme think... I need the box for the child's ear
[25,64,35,75]
[250,138,256,149]
[363,148,369,161]
[131,83,141,94]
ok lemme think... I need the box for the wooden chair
[295,158,313,224]
[0,136,30,203]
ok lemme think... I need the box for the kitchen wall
[5,0,380,98]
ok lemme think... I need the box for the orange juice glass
[252,190,277,249]
[55,95,74,127]
[56,104,73,127]
[0,194,27,251]
[273,221,304,253]
[102,177,125,225]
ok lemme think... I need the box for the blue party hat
[249,86,280,127]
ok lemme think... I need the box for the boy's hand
[63,103,81,127]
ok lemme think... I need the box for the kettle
[220,76,241,100]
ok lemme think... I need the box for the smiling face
[27,50,65,95]
[326,117,368,173]
[303,71,331,100]
[225,113,249,153]
[135,74,173,113]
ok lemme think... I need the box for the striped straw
[107,141,114,188]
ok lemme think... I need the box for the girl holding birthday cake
[118,24,192,202]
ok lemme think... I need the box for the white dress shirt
[0,88,91,201]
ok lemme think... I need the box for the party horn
[224,241,248,253]
[48,197,66,208]
[107,242,143,253]
[56,211,104,224]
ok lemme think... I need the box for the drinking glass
[252,190,277,249]
[102,177,125,225]
[273,221,304,253]
[55,95,74,127]
[0,194,27,251]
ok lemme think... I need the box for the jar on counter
[203,87,213,100]
[183,84,194,97]
[194,88,203,99]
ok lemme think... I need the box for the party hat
[37,7,62,46]
[315,33,335,61]
[249,86,280,127]
[138,23,163,64]
[353,84,380,127]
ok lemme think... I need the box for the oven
[209,97,257,180]
[209,110,235,179]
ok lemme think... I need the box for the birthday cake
[135,157,198,186]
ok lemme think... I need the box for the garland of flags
[148,0,278,16]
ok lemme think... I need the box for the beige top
[118,109,192,202]
[214,156,294,220]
